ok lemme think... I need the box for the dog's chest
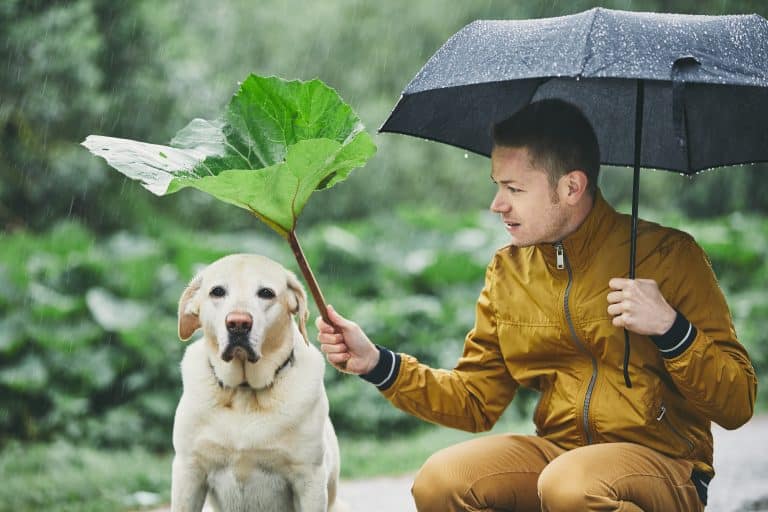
[197,403,298,457]
[207,463,294,512]
[195,434,301,510]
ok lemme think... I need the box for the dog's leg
[292,467,330,512]
[171,456,208,512]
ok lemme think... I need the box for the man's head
[492,99,600,196]
[489,100,600,247]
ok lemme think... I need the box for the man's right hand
[316,305,380,375]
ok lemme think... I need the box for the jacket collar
[537,190,620,271]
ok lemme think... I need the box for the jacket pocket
[656,404,695,457]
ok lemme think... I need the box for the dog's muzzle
[222,337,259,363]
[222,311,258,362]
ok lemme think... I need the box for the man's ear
[286,271,309,345]
[178,275,202,341]
[560,170,589,205]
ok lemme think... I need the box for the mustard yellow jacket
[376,192,756,476]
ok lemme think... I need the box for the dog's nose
[226,312,253,334]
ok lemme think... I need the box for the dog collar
[209,349,295,391]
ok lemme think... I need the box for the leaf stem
[288,229,332,326]
[287,223,346,370]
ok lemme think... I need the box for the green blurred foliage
[1,209,766,448]
[5,0,767,234]
[0,0,767,453]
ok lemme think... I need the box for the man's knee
[537,454,599,511]
[412,450,460,511]
[411,447,467,512]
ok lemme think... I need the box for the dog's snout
[226,312,253,334]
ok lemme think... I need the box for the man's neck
[557,192,596,242]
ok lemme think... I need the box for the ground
[158,415,768,511]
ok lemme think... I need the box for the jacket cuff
[359,345,400,390]
[650,311,697,359]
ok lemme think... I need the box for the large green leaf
[81,74,376,237]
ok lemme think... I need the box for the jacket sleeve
[376,257,519,432]
[654,235,757,429]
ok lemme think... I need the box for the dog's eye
[210,286,226,298]
[257,288,276,300]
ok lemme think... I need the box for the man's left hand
[607,278,676,336]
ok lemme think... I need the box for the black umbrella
[380,7,768,386]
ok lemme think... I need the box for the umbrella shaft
[623,80,645,390]
[630,81,644,280]
[630,167,640,279]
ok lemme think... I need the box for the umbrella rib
[578,8,602,77]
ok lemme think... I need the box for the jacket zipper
[556,242,599,445]
[656,405,695,455]
[556,244,565,269]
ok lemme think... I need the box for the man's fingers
[327,352,351,365]
[606,290,625,304]
[326,305,351,327]
[318,331,345,345]
[608,277,631,290]
[315,315,336,334]
[320,340,348,354]
[607,303,626,317]
[612,314,626,328]
[316,323,337,335]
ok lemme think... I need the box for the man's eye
[210,286,226,297]
[257,288,276,299]
[507,186,522,193]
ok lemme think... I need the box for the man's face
[490,145,570,247]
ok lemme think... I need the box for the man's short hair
[492,99,600,196]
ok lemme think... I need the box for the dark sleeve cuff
[359,345,401,390]
[650,311,697,359]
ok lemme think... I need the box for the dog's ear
[178,274,203,341]
[286,271,309,345]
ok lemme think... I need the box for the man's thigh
[412,434,564,512]
[538,442,704,512]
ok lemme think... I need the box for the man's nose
[490,191,509,213]
[226,311,253,334]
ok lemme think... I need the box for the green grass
[0,441,172,512]
[0,412,532,511]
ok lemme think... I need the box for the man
[316,100,757,511]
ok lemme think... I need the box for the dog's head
[177,254,308,362]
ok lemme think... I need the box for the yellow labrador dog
[171,254,344,512]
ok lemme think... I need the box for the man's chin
[507,235,533,248]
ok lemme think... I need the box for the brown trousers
[411,434,704,511]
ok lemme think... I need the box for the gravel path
[707,414,768,511]
[157,415,768,511]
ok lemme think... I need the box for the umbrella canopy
[380,8,768,388]
[381,7,768,173]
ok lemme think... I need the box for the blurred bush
[1,207,766,449]
[0,205,505,447]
